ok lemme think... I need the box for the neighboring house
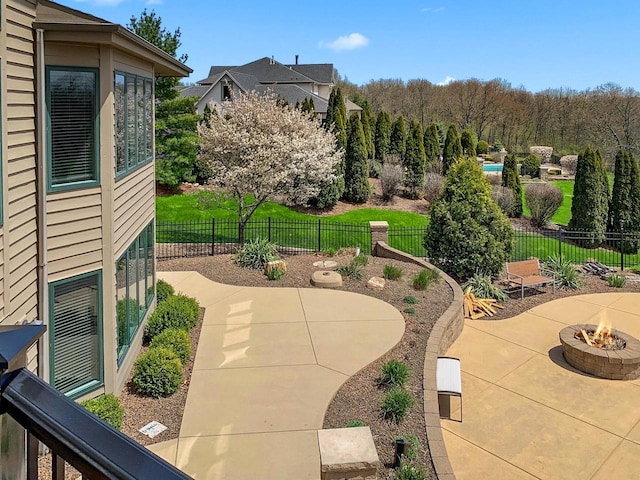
[0,0,190,399]
[180,56,361,118]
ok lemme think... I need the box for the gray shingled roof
[178,85,210,98]
[199,57,325,85]
[285,64,334,84]
[254,85,329,113]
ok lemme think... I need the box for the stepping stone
[318,427,379,480]
[311,270,342,288]
[313,260,338,269]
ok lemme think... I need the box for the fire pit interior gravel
[559,323,640,380]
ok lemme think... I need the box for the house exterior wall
[317,84,331,99]
[1,0,40,376]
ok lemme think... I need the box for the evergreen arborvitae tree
[461,128,478,157]
[361,101,375,159]
[343,113,370,203]
[442,124,463,174]
[501,154,523,217]
[608,149,640,252]
[404,120,427,199]
[424,158,514,278]
[374,110,392,163]
[568,146,610,246]
[423,123,441,170]
[325,89,338,129]
[389,116,407,161]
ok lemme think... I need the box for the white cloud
[320,33,369,52]
[421,7,445,12]
[437,76,455,86]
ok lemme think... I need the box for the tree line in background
[337,76,640,163]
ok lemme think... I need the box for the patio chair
[505,258,556,300]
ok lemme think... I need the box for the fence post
[211,218,215,256]
[268,217,272,243]
[317,219,321,252]
[369,221,389,256]
[558,230,563,261]
[620,224,625,271]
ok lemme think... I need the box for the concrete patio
[443,292,640,480]
[147,271,405,479]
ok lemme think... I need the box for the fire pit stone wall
[559,324,640,380]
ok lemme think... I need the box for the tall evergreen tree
[360,101,375,159]
[501,154,523,217]
[608,149,640,252]
[325,89,339,129]
[423,123,441,169]
[404,120,427,199]
[374,110,392,162]
[128,10,187,102]
[442,124,463,175]
[424,158,514,278]
[461,128,478,157]
[568,146,610,246]
[389,116,407,161]
[343,114,370,203]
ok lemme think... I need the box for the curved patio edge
[374,242,464,480]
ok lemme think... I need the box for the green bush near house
[383,265,404,280]
[80,394,124,431]
[156,279,175,304]
[132,347,183,398]
[234,238,280,270]
[145,294,200,340]
[149,328,191,365]
[380,360,410,388]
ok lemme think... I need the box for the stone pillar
[369,221,388,255]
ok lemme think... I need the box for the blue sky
[60,0,640,92]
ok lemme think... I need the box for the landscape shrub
[234,238,280,269]
[424,158,514,279]
[352,253,369,266]
[132,347,183,398]
[403,307,416,315]
[403,295,418,304]
[502,154,523,217]
[156,279,175,304]
[145,294,200,340]
[380,163,404,201]
[544,255,583,290]
[396,434,421,460]
[607,273,626,288]
[460,128,478,157]
[525,183,563,228]
[336,262,364,280]
[521,154,541,177]
[81,394,124,431]
[381,387,414,423]
[423,172,445,205]
[477,140,490,155]
[149,328,191,365]
[394,460,427,480]
[343,114,371,203]
[380,359,410,388]
[461,273,508,301]
[346,420,367,428]
[412,268,439,290]
[608,149,640,253]
[383,265,404,280]
[491,186,516,217]
[266,266,285,280]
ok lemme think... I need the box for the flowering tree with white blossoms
[198,91,342,244]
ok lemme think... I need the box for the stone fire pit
[559,324,640,380]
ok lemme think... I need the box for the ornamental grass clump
[336,261,364,280]
[412,268,439,291]
[234,238,280,270]
[544,255,583,290]
[380,359,410,388]
[607,273,626,288]
[81,394,124,431]
[381,387,414,423]
[383,264,404,280]
[461,273,508,301]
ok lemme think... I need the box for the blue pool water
[482,163,503,172]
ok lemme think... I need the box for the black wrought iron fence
[157,218,371,260]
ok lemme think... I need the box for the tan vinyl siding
[3,0,38,323]
[47,190,103,281]
[113,162,154,255]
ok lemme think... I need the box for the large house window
[117,222,155,364]
[46,66,100,192]
[49,271,103,398]
[222,84,232,101]
[115,71,153,178]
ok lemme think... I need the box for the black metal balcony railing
[0,325,193,480]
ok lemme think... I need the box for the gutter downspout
[35,29,48,381]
